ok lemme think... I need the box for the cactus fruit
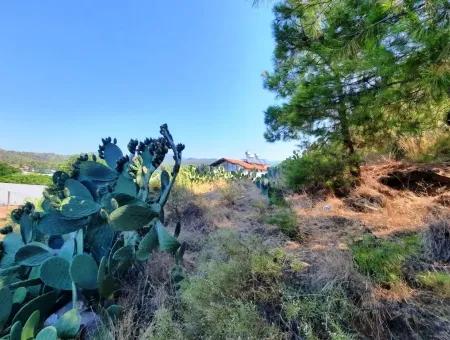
[0,124,186,338]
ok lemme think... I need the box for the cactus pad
[70,254,98,290]
[40,257,72,290]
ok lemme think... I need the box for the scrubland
[95,158,449,339]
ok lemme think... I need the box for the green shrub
[266,208,300,241]
[282,143,360,195]
[351,234,421,285]
[282,287,357,340]
[0,162,20,176]
[141,308,183,340]
[417,271,450,298]
[268,186,288,207]
[178,230,290,339]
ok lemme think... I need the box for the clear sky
[0,0,297,160]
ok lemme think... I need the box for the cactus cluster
[179,165,252,184]
[254,166,281,197]
[0,124,185,339]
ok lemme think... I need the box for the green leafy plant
[0,124,186,338]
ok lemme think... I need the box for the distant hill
[0,148,217,172]
[0,147,275,172]
[0,148,70,173]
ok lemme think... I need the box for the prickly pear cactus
[0,124,186,339]
[254,166,282,197]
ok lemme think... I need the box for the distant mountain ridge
[0,148,70,172]
[0,148,217,171]
[0,148,275,172]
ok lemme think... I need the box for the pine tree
[263,0,449,161]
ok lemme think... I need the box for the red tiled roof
[210,158,269,171]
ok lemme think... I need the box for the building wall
[0,183,46,206]
[222,162,241,172]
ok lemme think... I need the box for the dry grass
[398,129,450,162]
[297,249,389,339]
[95,253,176,340]
[290,161,449,245]
[423,217,450,262]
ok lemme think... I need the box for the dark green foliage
[36,212,88,236]
[264,0,449,173]
[0,124,186,338]
[282,144,361,195]
[0,161,19,176]
[14,243,52,266]
[12,291,59,327]
[9,321,22,340]
[109,204,159,231]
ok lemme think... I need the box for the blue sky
[0,0,297,160]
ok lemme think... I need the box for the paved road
[0,182,46,206]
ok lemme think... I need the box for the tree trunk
[338,107,360,177]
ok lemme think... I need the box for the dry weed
[96,253,176,340]
[308,250,389,339]
[423,217,450,262]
